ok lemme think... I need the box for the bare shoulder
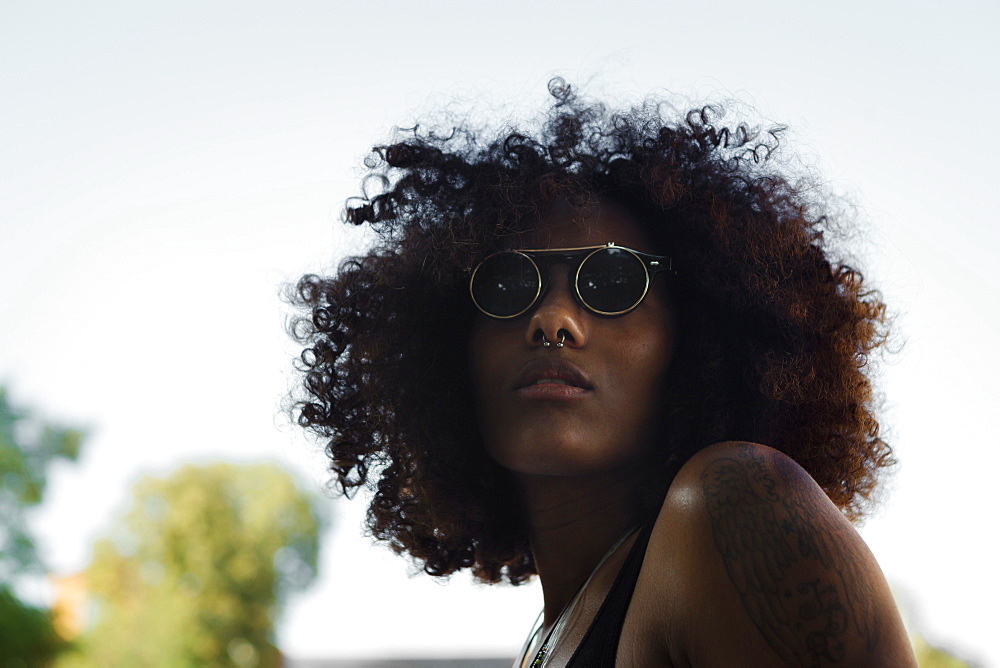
[634,441,915,667]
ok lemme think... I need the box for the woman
[289,80,916,666]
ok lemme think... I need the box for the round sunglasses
[469,243,674,319]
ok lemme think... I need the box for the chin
[485,437,646,479]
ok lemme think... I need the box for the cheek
[610,303,676,431]
[468,320,507,395]
[468,322,514,438]
[605,334,673,437]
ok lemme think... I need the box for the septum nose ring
[541,332,566,349]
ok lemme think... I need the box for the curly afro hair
[288,79,893,585]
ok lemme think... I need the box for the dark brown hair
[288,80,893,585]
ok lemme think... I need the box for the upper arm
[645,442,915,667]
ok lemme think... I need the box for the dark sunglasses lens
[577,248,648,314]
[472,252,540,317]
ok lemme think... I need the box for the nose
[524,265,587,349]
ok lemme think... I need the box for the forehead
[526,198,656,253]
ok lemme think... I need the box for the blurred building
[50,571,88,640]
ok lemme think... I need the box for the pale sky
[2,0,998,664]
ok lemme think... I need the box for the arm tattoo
[701,446,881,666]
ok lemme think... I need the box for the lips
[512,358,593,392]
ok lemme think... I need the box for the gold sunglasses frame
[469,242,673,319]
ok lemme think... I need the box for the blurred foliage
[0,387,83,580]
[0,386,83,664]
[0,585,69,666]
[59,462,325,668]
[914,634,977,668]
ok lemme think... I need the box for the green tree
[913,634,977,668]
[0,386,84,664]
[63,462,324,668]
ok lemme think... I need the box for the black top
[565,520,656,666]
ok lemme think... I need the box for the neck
[517,469,644,626]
